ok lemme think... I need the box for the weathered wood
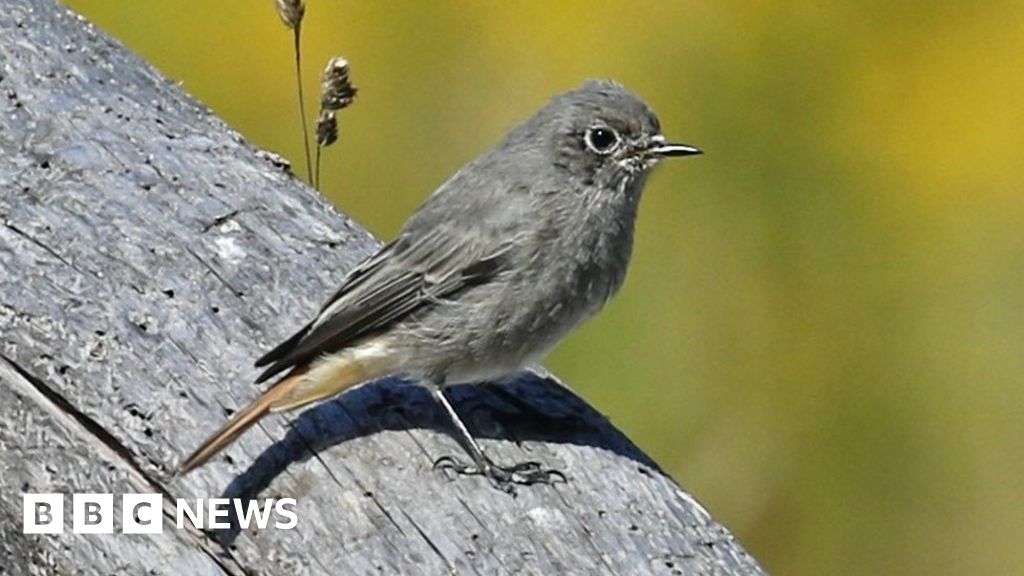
[0,1,767,574]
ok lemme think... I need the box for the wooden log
[0,0,767,574]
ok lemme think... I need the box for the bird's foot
[433,455,566,494]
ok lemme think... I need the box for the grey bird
[178,80,701,490]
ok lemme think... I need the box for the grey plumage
[180,79,701,487]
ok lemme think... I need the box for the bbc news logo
[23,493,297,534]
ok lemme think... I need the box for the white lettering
[232,498,274,530]
[274,498,297,529]
[176,498,203,529]
[207,498,230,529]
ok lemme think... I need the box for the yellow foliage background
[65,1,1024,574]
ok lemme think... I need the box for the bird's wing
[253,224,512,383]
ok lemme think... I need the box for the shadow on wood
[214,372,660,544]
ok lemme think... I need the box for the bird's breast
[414,191,640,385]
[486,202,636,360]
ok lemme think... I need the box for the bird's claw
[433,455,566,494]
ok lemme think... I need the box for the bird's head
[531,80,701,191]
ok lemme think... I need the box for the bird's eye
[584,126,621,155]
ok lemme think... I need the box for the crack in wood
[0,353,246,575]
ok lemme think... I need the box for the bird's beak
[648,135,702,158]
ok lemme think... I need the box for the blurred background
[64,1,1024,574]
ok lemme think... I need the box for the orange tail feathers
[176,368,307,475]
[177,352,378,475]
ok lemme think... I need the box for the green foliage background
[65,1,1024,574]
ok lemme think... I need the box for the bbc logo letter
[123,493,163,534]
[73,494,114,534]
[24,494,64,534]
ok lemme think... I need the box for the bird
[178,80,701,491]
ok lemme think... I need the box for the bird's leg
[430,387,565,493]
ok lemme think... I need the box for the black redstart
[179,80,701,491]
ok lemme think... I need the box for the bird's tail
[177,354,376,475]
